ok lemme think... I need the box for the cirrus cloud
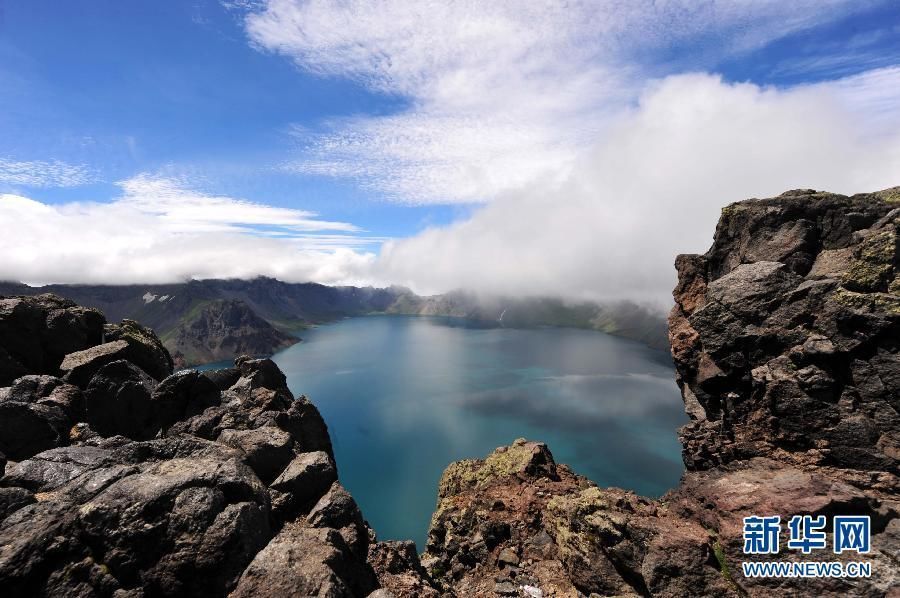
[245,0,879,204]
[0,157,95,189]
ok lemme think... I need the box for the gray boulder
[84,360,158,439]
[60,340,131,388]
[103,319,174,381]
[0,401,70,460]
[151,369,221,428]
[0,441,271,596]
[5,375,84,420]
[309,482,370,558]
[269,450,336,519]
[218,426,294,484]
[3,446,111,492]
[232,523,375,598]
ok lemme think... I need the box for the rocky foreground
[0,295,434,596]
[0,187,898,597]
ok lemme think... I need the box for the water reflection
[270,315,687,548]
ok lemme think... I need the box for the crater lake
[267,315,687,549]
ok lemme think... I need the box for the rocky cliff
[422,188,899,597]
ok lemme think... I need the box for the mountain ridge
[0,279,669,366]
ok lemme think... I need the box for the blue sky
[0,1,463,236]
[1,1,899,297]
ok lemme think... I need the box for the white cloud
[0,158,95,188]
[0,175,377,285]
[238,1,899,302]
[117,174,360,234]
[371,71,900,303]
[246,0,874,203]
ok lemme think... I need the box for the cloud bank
[373,70,900,302]
[240,1,900,303]
[0,176,376,285]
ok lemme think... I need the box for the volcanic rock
[0,294,104,385]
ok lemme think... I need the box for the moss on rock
[874,186,900,203]
[832,288,900,315]
[841,230,896,292]
[436,439,556,499]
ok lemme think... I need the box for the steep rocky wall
[164,299,299,369]
[669,188,899,476]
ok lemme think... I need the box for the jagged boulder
[0,438,272,596]
[3,445,111,492]
[153,369,221,421]
[83,359,159,439]
[103,319,174,381]
[0,401,70,461]
[3,375,84,419]
[60,340,132,388]
[218,426,295,484]
[269,450,336,516]
[308,482,371,560]
[0,294,105,385]
[232,523,374,598]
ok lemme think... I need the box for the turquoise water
[257,315,687,549]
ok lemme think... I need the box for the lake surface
[265,316,686,549]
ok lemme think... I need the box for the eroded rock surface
[0,294,104,385]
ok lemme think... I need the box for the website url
[742,561,871,578]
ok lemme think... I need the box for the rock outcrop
[0,294,436,597]
[424,188,899,597]
[165,299,299,369]
[0,294,104,386]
